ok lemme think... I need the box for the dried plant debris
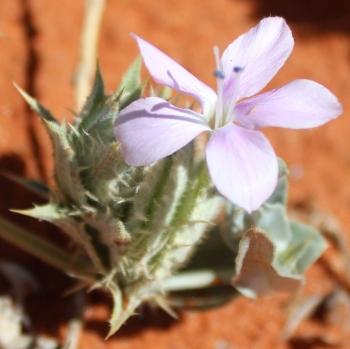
[233,229,301,298]
[281,207,350,342]
[0,296,58,349]
[283,294,324,340]
[227,163,327,299]
[0,262,39,302]
[320,289,350,338]
[283,290,350,345]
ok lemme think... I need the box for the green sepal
[14,83,57,123]
[76,64,106,132]
[15,84,87,204]
[44,120,86,204]
[11,203,65,222]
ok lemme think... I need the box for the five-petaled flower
[114,17,342,212]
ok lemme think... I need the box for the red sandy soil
[1,0,350,348]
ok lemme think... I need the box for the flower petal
[132,34,217,115]
[115,97,210,166]
[235,79,343,129]
[221,17,294,104]
[206,124,278,212]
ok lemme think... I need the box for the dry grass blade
[74,0,106,110]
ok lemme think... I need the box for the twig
[0,216,95,282]
[74,0,106,110]
[62,294,85,349]
[60,4,106,346]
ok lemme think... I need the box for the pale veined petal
[115,97,210,166]
[206,124,278,212]
[221,17,294,105]
[235,79,343,129]
[132,34,217,116]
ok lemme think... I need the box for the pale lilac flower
[114,17,342,212]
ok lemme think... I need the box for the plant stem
[163,268,234,292]
[0,216,95,282]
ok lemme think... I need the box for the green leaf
[77,65,106,131]
[117,57,143,109]
[278,221,328,274]
[14,84,57,123]
[106,282,152,337]
[118,57,141,91]
[224,203,291,254]
[230,212,327,299]
[252,203,292,253]
[44,120,86,204]
[14,86,87,204]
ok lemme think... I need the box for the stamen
[214,69,225,79]
[213,46,224,129]
[233,66,244,73]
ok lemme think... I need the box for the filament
[213,46,225,129]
